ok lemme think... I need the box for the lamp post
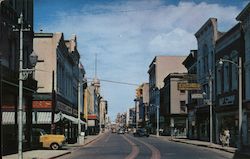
[152,87,160,137]
[78,79,87,144]
[219,57,242,149]
[15,13,38,159]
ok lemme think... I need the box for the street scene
[1,0,250,159]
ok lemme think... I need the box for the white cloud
[38,1,243,120]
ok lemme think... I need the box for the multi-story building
[99,99,108,131]
[33,33,85,144]
[182,50,198,139]
[236,2,250,147]
[148,56,186,133]
[0,0,36,154]
[160,73,188,137]
[86,79,101,135]
[194,18,224,141]
[215,23,244,147]
[135,83,149,128]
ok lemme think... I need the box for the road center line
[122,135,140,159]
[104,133,111,143]
[128,135,161,159]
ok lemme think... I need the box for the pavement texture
[2,133,104,159]
[61,133,236,159]
[152,135,250,158]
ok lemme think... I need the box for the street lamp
[78,78,87,144]
[17,13,38,159]
[202,69,213,145]
[152,87,160,137]
[219,57,242,149]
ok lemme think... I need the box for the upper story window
[231,51,238,91]
[223,56,230,92]
[203,44,209,75]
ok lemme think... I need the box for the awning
[31,111,86,125]
[2,112,26,125]
[56,112,86,125]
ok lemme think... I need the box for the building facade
[194,18,223,141]
[148,56,186,133]
[0,0,36,154]
[215,23,245,147]
[33,33,84,144]
[236,2,250,147]
[160,73,188,137]
[182,50,198,139]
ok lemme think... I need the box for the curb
[51,133,106,158]
[48,151,71,159]
[170,139,236,154]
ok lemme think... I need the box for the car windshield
[40,129,47,136]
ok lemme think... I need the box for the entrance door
[248,115,250,144]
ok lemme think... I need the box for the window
[223,56,230,92]
[180,101,186,113]
[180,90,185,94]
[231,51,238,90]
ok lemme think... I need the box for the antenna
[95,53,97,78]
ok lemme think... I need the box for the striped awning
[2,112,26,125]
[32,111,86,125]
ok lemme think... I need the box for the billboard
[178,83,201,90]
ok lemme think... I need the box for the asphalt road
[60,132,240,159]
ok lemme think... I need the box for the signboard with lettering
[178,83,201,90]
[219,95,236,106]
[33,100,52,109]
[57,101,72,114]
[191,93,203,99]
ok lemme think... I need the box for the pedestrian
[224,128,230,147]
[174,128,177,138]
[220,129,226,147]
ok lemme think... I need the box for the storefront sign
[191,93,203,99]
[178,83,201,90]
[32,100,52,109]
[219,95,235,106]
[57,101,72,114]
[88,120,95,126]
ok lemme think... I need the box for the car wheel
[50,143,59,150]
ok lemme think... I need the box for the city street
[61,132,235,159]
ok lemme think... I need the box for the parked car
[117,129,125,134]
[32,128,66,150]
[133,128,149,137]
[111,128,116,133]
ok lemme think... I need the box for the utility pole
[238,57,242,149]
[0,60,2,159]
[15,13,37,159]
[78,80,81,143]
[209,70,213,144]
[18,13,24,159]
[156,89,159,137]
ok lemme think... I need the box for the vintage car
[32,128,66,150]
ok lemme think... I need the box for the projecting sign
[178,83,201,90]
[191,93,204,99]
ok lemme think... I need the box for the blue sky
[34,0,248,121]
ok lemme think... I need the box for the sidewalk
[3,133,104,159]
[153,135,250,158]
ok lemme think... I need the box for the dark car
[133,128,149,137]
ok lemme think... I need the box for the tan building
[33,32,85,143]
[0,0,36,154]
[147,56,187,133]
[160,73,188,136]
